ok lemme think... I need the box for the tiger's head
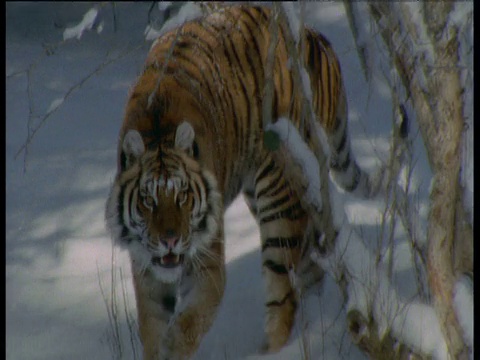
[105,121,222,283]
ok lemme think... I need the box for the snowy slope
[6,2,442,360]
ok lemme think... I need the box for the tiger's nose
[160,233,180,250]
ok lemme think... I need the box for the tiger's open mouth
[152,253,185,268]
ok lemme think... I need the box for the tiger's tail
[324,83,409,199]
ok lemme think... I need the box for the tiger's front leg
[132,239,225,360]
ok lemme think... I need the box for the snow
[6,2,471,360]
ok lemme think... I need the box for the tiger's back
[108,5,370,359]
[120,5,355,206]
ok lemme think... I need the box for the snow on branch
[269,111,447,358]
[269,3,337,252]
[311,224,448,359]
[144,2,202,41]
[343,1,372,83]
[281,2,301,44]
[63,6,101,41]
[266,118,322,212]
[452,276,473,350]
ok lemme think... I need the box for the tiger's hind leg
[247,155,310,353]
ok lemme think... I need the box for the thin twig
[120,267,139,360]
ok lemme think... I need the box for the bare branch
[14,43,146,168]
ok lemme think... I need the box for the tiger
[105,5,380,359]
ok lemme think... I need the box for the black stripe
[242,7,262,30]
[258,193,291,215]
[257,179,289,201]
[344,165,361,192]
[256,170,284,199]
[239,24,260,89]
[173,48,223,108]
[221,29,251,158]
[272,88,279,123]
[120,151,127,172]
[260,202,304,224]
[118,180,134,245]
[117,186,129,239]
[202,22,222,39]
[333,116,343,133]
[241,8,265,59]
[121,226,129,243]
[192,141,200,159]
[250,6,269,24]
[319,33,332,48]
[266,290,294,307]
[176,40,189,49]
[197,215,207,232]
[171,50,215,102]
[325,50,333,124]
[240,29,263,155]
[276,57,284,99]
[180,32,217,69]
[288,68,296,121]
[162,295,176,313]
[255,159,275,184]
[127,185,137,221]
[318,51,325,122]
[238,72,251,160]
[335,128,348,154]
[307,31,320,113]
[263,260,289,275]
[225,83,239,144]
[307,30,317,72]
[262,236,302,252]
[244,186,255,197]
[330,151,351,172]
[118,184,125,228]
[238,20,262,154]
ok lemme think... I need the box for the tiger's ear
[122,130,145,169]
[175,121,195,152]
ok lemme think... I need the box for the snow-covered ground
[6,2,469,360]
